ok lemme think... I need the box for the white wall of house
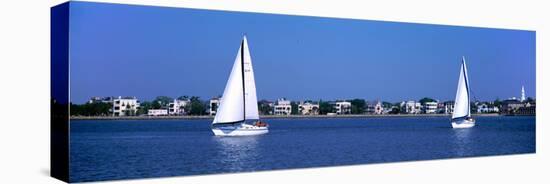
[148,109,168,116]
[274,98,292,115]
[401,101,421,114]
[423,101,438,114]
[112,96,139,116]
[209,98,220,116]
[298,102,319,115]
[334,101,351,115]
[169,99,190,115]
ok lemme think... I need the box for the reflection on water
[213,136,261,171]
[451,128,473,156]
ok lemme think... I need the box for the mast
[241,38,246,121]
[463,56,471,117]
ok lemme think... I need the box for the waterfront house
[422,101,438,114]
[298,101,319,115]
[401,101,421,114]
[209,97,221,116]
[274,98,292,115]
[440,101,454,114]
[476,102,499,113]
[334,101,352,115]
[148,109,168,116]
[112,96,140,116]
[168,99,190,115]
[501,99,535,115]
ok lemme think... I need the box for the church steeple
[521,86,526,102]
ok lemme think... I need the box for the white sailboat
[451,56,475,128]
[211,36,269,136]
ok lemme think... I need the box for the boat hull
[212,123,268,136]
[451,119,475,129]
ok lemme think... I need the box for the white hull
[212,123,268,136]
[451,119,475,129]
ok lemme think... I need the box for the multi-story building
[401,101,421,114]
[274,98,292,115]
[334,101,352,115]
[168,99,190,115]
[148,109,168,116]
[439,101,454,114]
[298,102,319,115]
[112,96,140,116]
[209,97,221,116]
[423,101,438,114]
[367,101,383,114]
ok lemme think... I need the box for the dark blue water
[69,116,535,182]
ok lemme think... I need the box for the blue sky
[69,2,536,104]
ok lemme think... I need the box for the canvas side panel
[51,2,70,183]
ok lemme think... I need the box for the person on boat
[254,121,268,127]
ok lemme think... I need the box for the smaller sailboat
[451,56,475,128]
[211,36,268,136]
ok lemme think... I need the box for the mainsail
[213,36,259,124]
[242,37,260,120]
[452,56,471,120]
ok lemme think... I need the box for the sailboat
[451,56,475,129]
[211,36,269,136]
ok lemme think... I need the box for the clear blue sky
[69,2,536,104]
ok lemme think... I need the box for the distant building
[501,99,535,115]
[476,103,499,113]
[334,101,351,115]
[298,102,319,115]
[209,97,221,116]
[88,96,113,104]
[113,96,140,116]
[274,98,292,115]
[258,100,274,115]
[168,99,190,115]
[367,101,383,114]
[401,101,421,114]
[423,101,438,114]
[148,109,168,116]
[440,101,454,114]
[517,101,536,115]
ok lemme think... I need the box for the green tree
[70,102,111,116]
[526,97,535,103]
[319,100,335,115]
[137,101,153,115]
[389,102,402,114]
[382,101,393,109]
[419,97,436,105]
[177,96,189,101]
[153,96,173,107]
[291,101,299,115]
[349,99,366,114]
[186,96,206,115]
[493,98,502,107]
[258,100,272,115]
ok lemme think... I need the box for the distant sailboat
[451,56,475,128]
[211,36,269,136]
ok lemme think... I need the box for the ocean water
[69,116,535,182]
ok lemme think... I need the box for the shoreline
[69,113,505,121]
